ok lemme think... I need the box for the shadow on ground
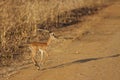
[38,6,106,30]
[42,54,120,70]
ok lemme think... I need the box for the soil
[1,1,120,80]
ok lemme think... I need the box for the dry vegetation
[0,0,111,66]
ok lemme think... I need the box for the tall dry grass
[0,0,112,66]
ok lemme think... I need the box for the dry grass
[0,0,111,66]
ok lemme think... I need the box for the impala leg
[39,49,44,66]
[30,48,40,70]
[29,47,36,65]
[43,50,48,65]
[39,49,43,62]
[32,56,41,70]
[31,56,36,65]
[32,57,39,66]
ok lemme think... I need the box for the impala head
[49,32,56,40]
[49,32,54,36]
[38,29,55,36]
[38,29,56,39]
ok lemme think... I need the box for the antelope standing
[28,30,56,70]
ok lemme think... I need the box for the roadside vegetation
[0,0,110,66]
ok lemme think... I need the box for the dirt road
[5,2,120,80]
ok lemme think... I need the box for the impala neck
[47,34,55,46]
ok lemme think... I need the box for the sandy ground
[2,1,120,80]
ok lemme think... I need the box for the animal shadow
[42,54,120,70]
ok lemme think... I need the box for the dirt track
[3,1,120,80]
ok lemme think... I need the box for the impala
[28,30,56,70]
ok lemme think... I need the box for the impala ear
[49,31,52,33]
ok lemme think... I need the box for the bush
[0,0,110,66]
